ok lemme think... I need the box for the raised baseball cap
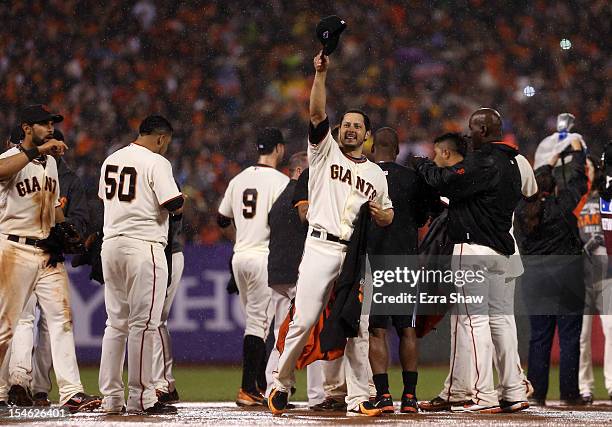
[316,15,347,55]
[19,104,63,125]
[256,128,285,153]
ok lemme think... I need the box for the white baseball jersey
[0,148,60,239]
[98,143,181,246]
[534,132,586,169]
[218,165,289,254]
[307,119,392,241]
[516,153,538,198]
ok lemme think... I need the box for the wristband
[24,146,40,162]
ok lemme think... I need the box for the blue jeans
[527,314,582,400]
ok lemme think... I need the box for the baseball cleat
[400,393,419,413]
[418,396,457,412]
[310,396,347,411]
[32,392,51,407]
[500,399,529,413]
[156,388,180,404]
[60,392,102,413]
[451,400,502,413]
[8,385,33,406]
[144,401,177,415]
[236,388,265,406]
[580,393,593,405]
[346,401,383,417]
[268,388,289,415]
[372,393,394,413]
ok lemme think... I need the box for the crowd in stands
[0,0,609,243]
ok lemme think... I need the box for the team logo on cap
[323,30,329,39]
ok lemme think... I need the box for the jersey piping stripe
[459,245,482,404]
[139,245,158,410]
[341,152,367,163]
[446,243,462,402]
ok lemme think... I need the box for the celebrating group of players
[0,110,185,415]
[216,48,550,417]
[0,19,607,419]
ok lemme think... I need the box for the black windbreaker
[415,143,522,256]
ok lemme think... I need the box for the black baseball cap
[19,104,63,125]
[256,128,285,154]
[316,15,347,55]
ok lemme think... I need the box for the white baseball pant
[0,238,83,405]
[0,352,8,402]
[273,236,371,411]
[99,236,167,412]
[9,294,54,396]
[265,284,324,405]
[232,252,274,340]
[442,243,511,406]
[152,251,184,394]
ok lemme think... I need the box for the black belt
[7,234,41,247]
[310,229,350,245]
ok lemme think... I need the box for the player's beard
[340,131,364,150]
[32,133,50,147]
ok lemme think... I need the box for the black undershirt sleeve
[217,213,232,229]
[308,117,330,145]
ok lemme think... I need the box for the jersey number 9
[105,165,137,202]
[242,189,258,218]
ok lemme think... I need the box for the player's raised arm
[309,52,329,128]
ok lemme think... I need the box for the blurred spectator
[0,1,608,243]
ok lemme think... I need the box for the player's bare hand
[314,51,329,73]
[569,137,583,151]
[39,139,68,156]
[369,201,394,227]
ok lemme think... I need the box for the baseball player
[153,200,184,404]
[264,151,325,407]
[413,109,525,413]
[368,128,446,414]
[5,129,90,408]
[217,128,288,406]
[0,105,100,412]
[98,115,183,415]
[268,52,393,417]
[578,157,612,403]
[420,134,536,412]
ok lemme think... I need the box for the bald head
[371,127,399,162]
[288,151,308,179]
[469,108,503,148]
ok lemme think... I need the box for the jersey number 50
[105,165,137,202]
[242,189,258,218]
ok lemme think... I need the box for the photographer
[515,137,587,405]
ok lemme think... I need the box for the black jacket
[415,143,522,255]
[57,158,90,238]
[515,151,587,256]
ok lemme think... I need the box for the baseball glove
[38,222,85,267]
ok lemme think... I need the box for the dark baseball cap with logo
[256,128,285,154]
[316,15,347,55]
[19,104,63,125]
